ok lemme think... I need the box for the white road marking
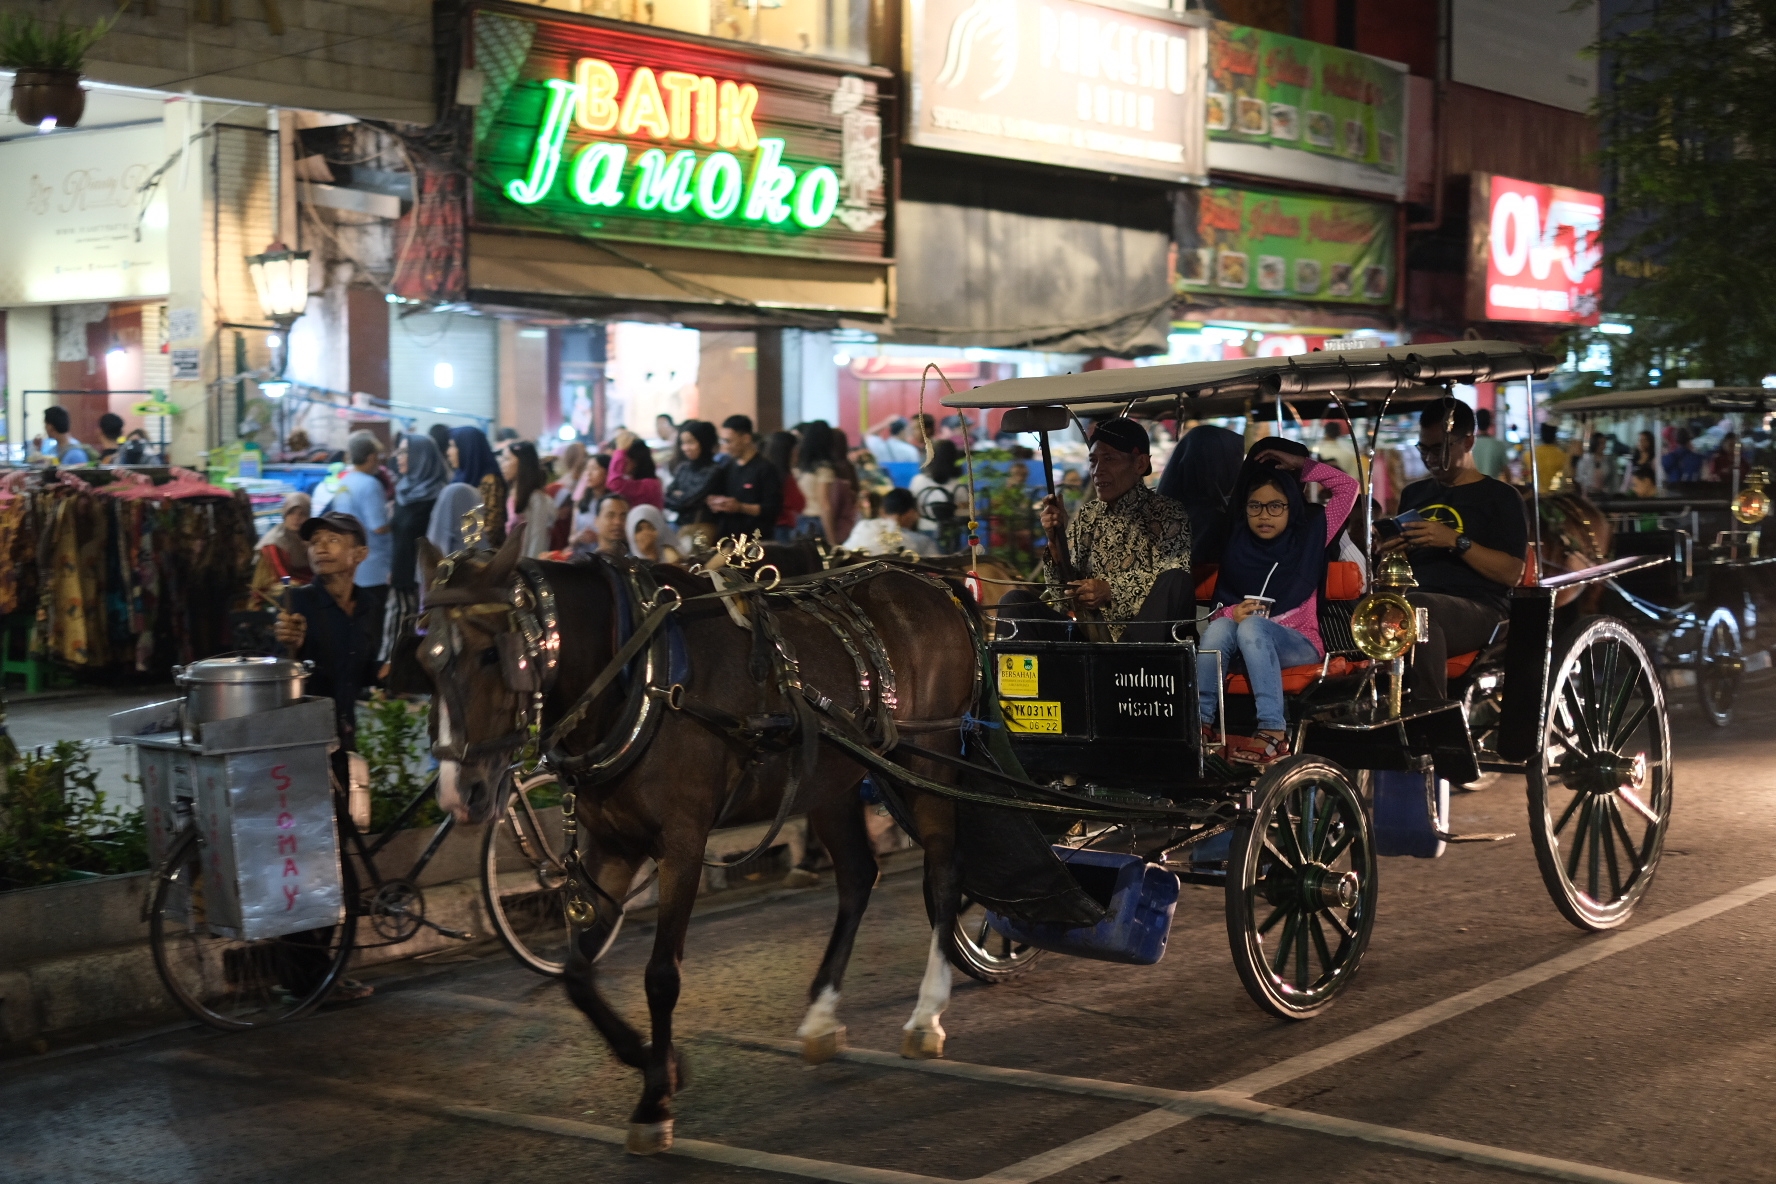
[969,1108,1204,1184]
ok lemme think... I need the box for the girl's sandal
[1229,730,1292,767]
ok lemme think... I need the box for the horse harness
[420,549,982,921]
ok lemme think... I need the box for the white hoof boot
[802,1026,846,1065]
[626,1120,674,1156]
[901,1027,945,1059]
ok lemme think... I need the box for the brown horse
[415,533,985,1154]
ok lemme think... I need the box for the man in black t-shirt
[706,414,783,541]
[1383,398,1529,700]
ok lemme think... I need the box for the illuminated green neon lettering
[570,142,627,207]
[630,148,669,210]
[660,150,697,213]
[694,152,743,220]
[505,78,580,205]
[743,138,795,224]
[792,166,840,229]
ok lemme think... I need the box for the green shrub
[0,10,116,72]
[356,694,440,832]
[0,741,148,890]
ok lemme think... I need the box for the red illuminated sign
[1468,173,1603,325]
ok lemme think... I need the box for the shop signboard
[1466,173,1602,325]
[468,4,889,261]
[1173,186,1396,307]
[0,123,171,306]
[904,0,1208,184]
[1205,22,1407,200]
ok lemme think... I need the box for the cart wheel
[1696,607,1743,728]
[482,771,589,977]
[946,895,1043,983]
[1529,616,1672,931]
[150,826,358,1030]
[1225,755,1376,1021]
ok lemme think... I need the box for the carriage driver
[1381,398,1529,701]
[999,417,1193,640]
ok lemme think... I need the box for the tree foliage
[1595,0,1776,385]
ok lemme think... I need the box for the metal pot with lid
[174,655,310,726]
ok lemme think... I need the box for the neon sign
[502,58,841,231]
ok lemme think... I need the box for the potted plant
[0,10,117,130]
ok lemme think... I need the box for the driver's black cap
[299,511,367,544]
[1089,417,1151,454]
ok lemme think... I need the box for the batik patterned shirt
[1062,482,1192,622]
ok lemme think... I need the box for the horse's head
[416,532,536,825]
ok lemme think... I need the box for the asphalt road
[7,684,1776,1184]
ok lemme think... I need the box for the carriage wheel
[482,771,595,977]
[946,895,1044,983]
[1225,756,1376,1021]
[1529,616,1672,932]
[1696,607,1743,728]
[1460,673,1505,791]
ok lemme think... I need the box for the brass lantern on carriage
[1350,551,1419,716]
[1732,469,1771,526]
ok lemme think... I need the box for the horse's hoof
[626,1120,674,1156]
[802,1026,846,1065]
[901,1028,944,1059]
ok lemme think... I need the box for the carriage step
[1434,830,1516,843]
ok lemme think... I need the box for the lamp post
[245,242,310,457]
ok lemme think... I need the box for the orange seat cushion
[1521,549,1538,586]
[1326,560,1363,601]
[1226,655,1363,695]
[1446,651,1479,678]
[1193,564,1219,602]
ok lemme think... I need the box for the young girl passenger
[1198,439,1358,766]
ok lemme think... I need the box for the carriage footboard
[1300,699,1481,787]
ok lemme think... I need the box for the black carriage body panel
[1496,586,1555,763]
[1301,700,1481,786]
[990,639,1202,790]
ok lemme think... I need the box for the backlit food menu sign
[1467,173,1602,325]
[469,7,888,260]
[1173,186,1396,306]
[1205,22,1406,200]
[905,0,1208,184]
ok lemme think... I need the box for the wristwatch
[1453,533,1473,555]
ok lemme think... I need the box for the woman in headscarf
[1157,424,1245,565]
[248,492,313,608]
[663,419,721,551]
[446,425,506,546]
[426,481,485,559]
[392,433,448,591]
[606,430,663,510]
[1196,439,1357,767]
[626,503,682,564]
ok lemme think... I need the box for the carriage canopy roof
[941,340,1558,421]
[1549,387,1770,416]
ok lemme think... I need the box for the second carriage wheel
[482,771,588,977]
[1225,755,1377,1020]
[1529,616,1673,931]
[947,895,1044,983]
[1696,607,1743,728]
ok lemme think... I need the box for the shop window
[562,0,869,63]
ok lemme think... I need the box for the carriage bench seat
[1226,655,1365,695]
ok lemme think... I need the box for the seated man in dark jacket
[1382,398,1529,701]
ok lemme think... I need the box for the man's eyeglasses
[1414,440,1468,461]
[1245,501,1288,517]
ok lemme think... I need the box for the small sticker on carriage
[997,654,1040,698]
[1001,699,1062,733]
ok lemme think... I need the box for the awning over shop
[887,201,1172,356]
[467,233,891,321]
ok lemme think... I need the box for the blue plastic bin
[986,847,1180,965]
[1373,770,1449,858]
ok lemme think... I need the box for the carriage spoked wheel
[1529,617,1673,931]
[947,895,1044,983]
[1696,607,1743,728]
[149,827,358,1029]
[1224,756,1376,1020]
[482,771,599,977]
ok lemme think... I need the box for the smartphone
[1375,509,1424,540]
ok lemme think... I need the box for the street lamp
[245,241,311,375]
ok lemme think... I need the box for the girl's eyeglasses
[1245,501,1288,517]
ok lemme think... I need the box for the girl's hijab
[427,482,485,556]
[1216,439,1326,615]
[396,433,449,505]
[450,426,500,487]
[625,503,677,560]
[1157,424,1244,558]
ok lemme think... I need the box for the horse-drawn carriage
[1545,385,1776,727]
[920,340,1676,1017]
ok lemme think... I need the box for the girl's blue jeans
[1198,613,1321,732]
